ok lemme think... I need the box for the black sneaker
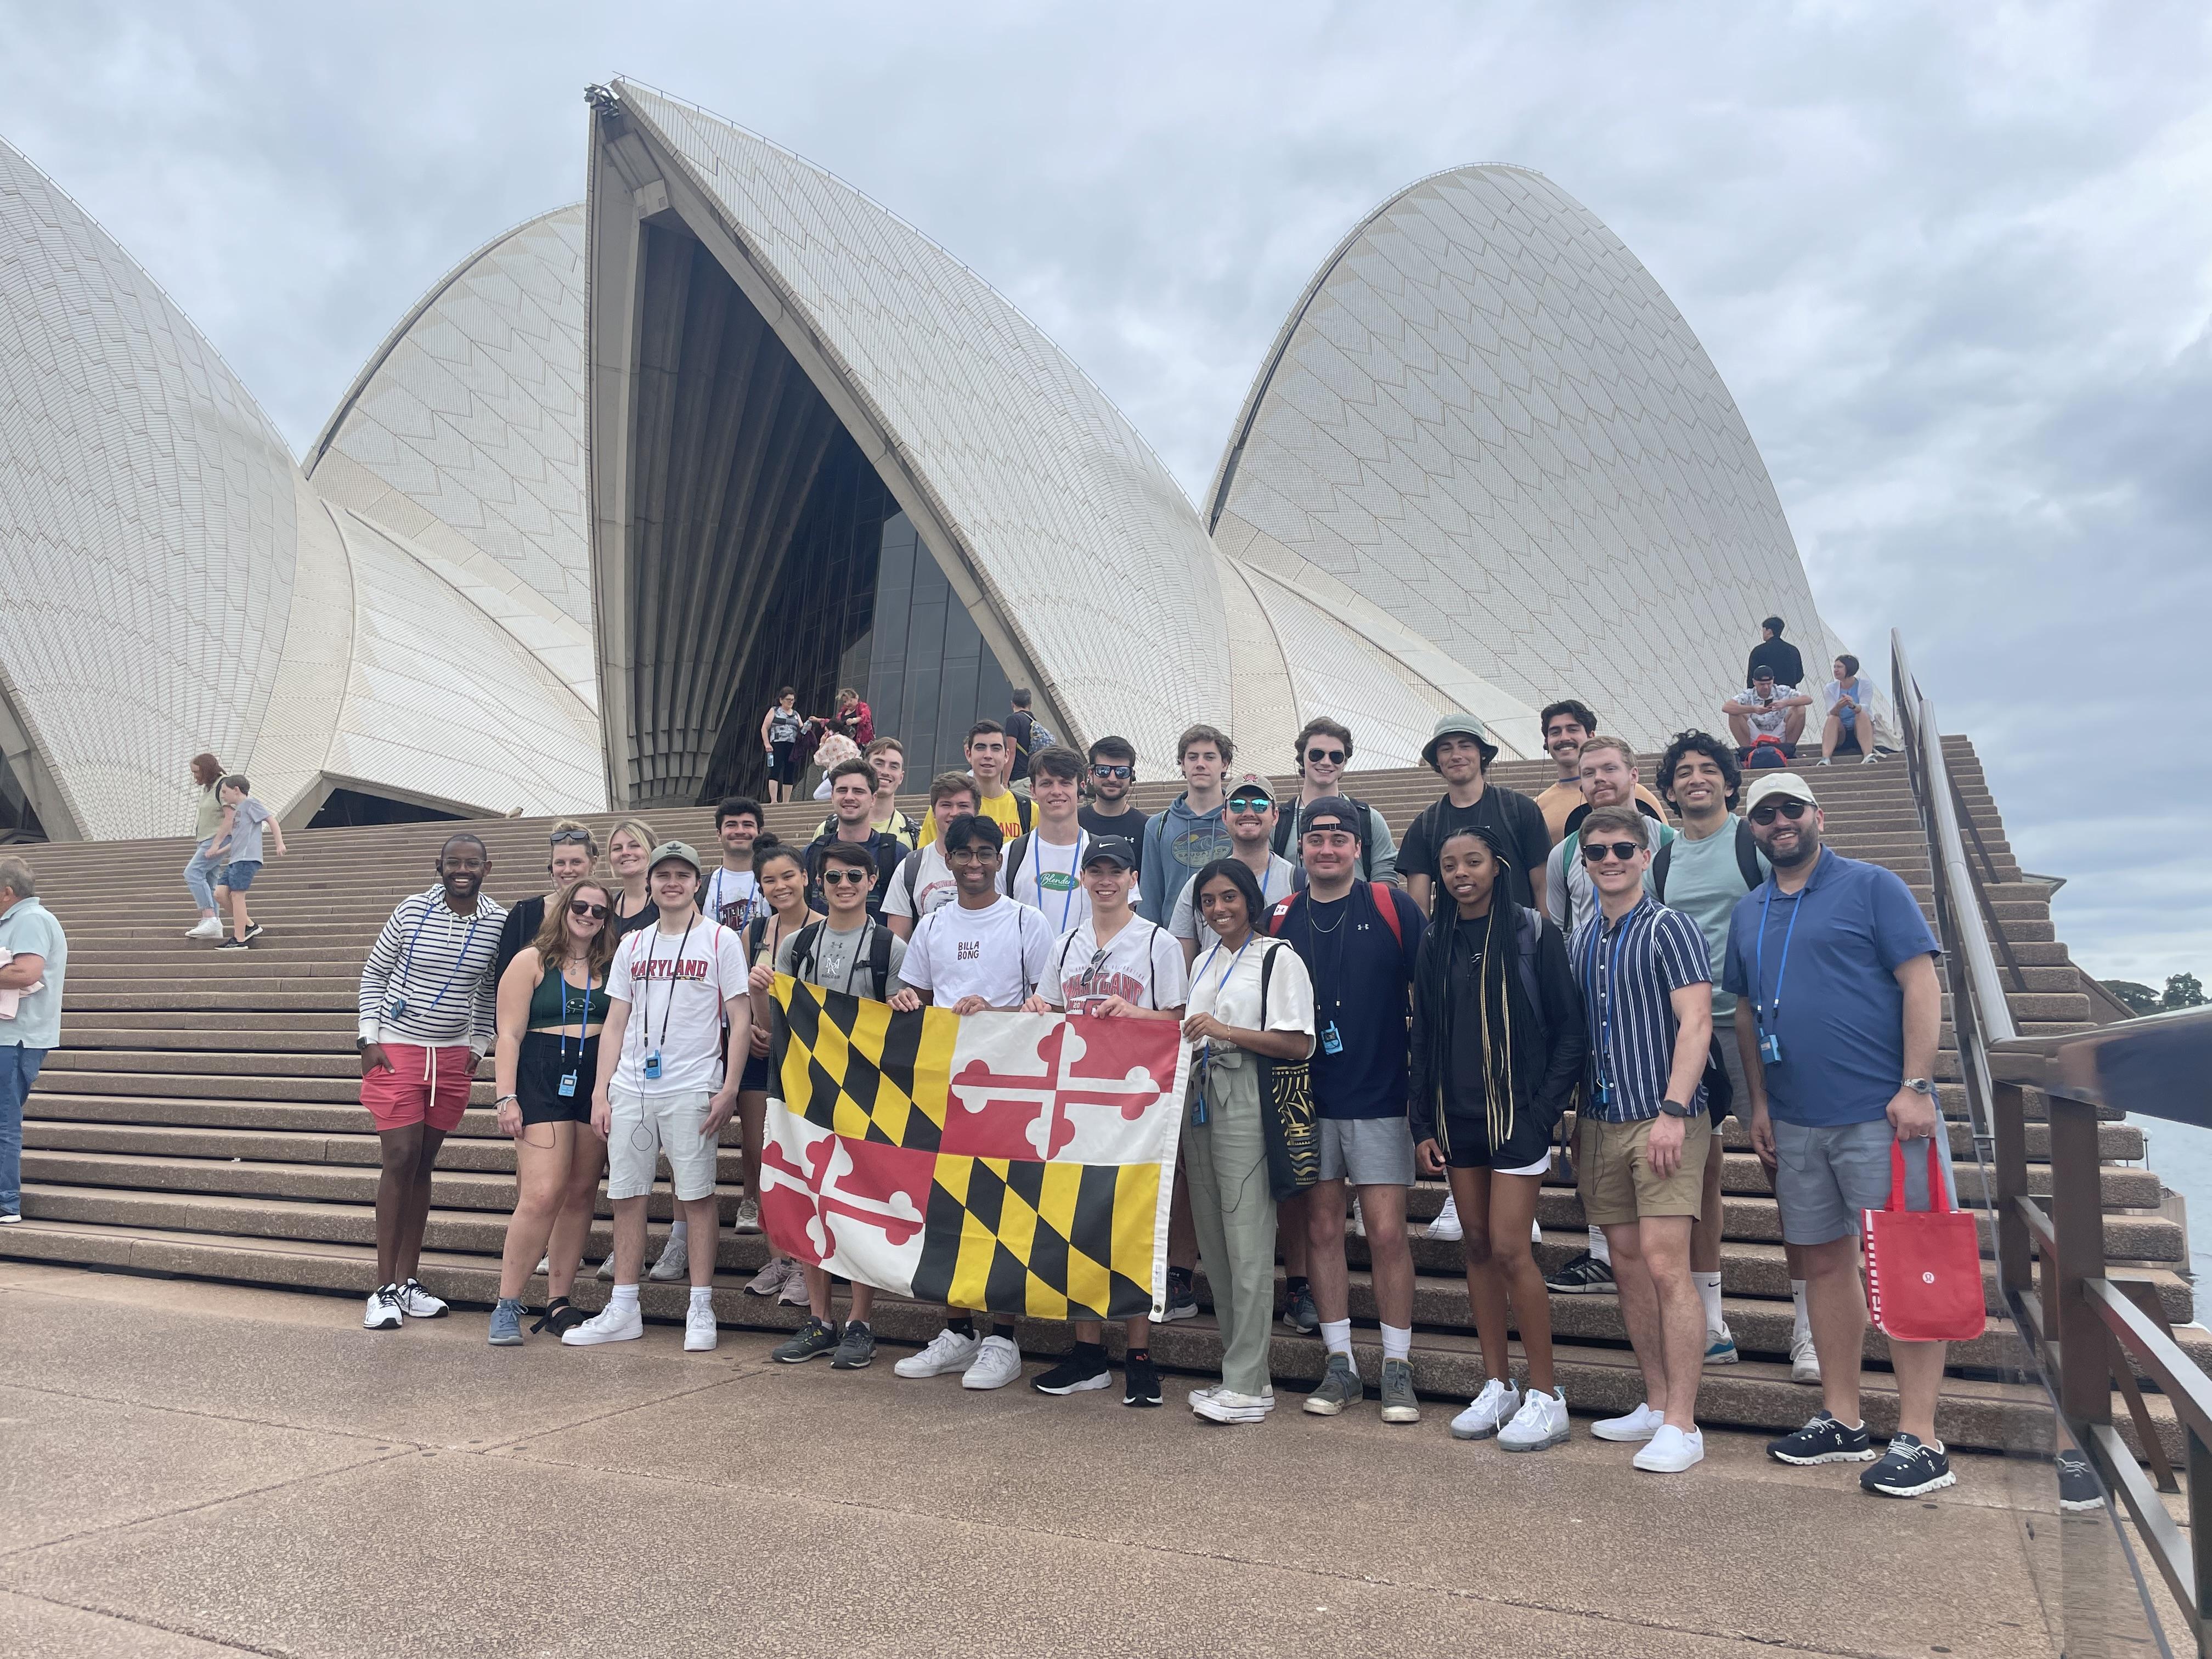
[244,922,264,941]
[1544,1250,1615,1294]
[217,936,251,950]
[1861,1433,1956,1498]
[1124,1353,1163,1408]
[772,1317,838,1363]
[1767,1410,1876,1465]
[2056,1449,2102,1513]
[1032,1350,1113,1395]
[831,1320,876,1370]
[1161,1267,1198,1323]
[1282,1283,1320,1335]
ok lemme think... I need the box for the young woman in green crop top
[488,876,618,1344]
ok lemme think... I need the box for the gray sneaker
[1379,1357,1420,1424]
[487,1297,524,1347]
[831,1320,877,1370]
[773,1317,839,1363]
[1303,1352,1364,1416]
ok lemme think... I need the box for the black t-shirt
[804,830,905,923]
[611,895,661,941]
[1077,804,1146,869]
[1747,638,1805,690]
[1398,786,1551,912]
[494,895,547,986]
[1006,711,1037,781]
[1272,883,1425,1119]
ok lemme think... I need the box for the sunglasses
[1305,747,1346,765]
[549,829,592,846]
[1227,795,1271,814]
[1579,841,1645,864]
[820,870,871,886]
[1091,764,1133,780]
[1748,800,1812,826]
[568,900,608,918]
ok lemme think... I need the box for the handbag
[1863,1138,1986,1343]
[1252,941,1321,1201]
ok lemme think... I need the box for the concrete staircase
[3,737,2191,1452]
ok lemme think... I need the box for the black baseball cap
[1081,835,1139,871]
[1300,796,1362,839]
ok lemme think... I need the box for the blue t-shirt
[1723,849,1939,1127]
[1271,883,1426,1119]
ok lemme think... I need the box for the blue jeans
[0,1043,43,1216]
[185,839,228,910]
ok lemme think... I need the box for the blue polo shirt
[1271,883,1426,1119]
[1723,849,1939,1127]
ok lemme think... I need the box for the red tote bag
[1863,1139,1987,1343]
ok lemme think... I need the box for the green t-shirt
[1656,819,1769,1017]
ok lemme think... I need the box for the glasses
[947,847,996,864]
[1091,764,1133,781]
[568,900,608,918]
[1305,747,1346,765]
[820,870,870,886]
[1748,799,1811,826]
[549,829,592,846]
[1227,795,1271,814]
[1580,841,1645,864]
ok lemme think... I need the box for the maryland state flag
[761,975,1190,1319]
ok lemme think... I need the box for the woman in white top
[1179,857,1316,1425]
[738,839,819,1303]
[1818,653,1880,764]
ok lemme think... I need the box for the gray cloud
[4,0,2206,978]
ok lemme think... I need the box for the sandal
[531,1297,585,1337]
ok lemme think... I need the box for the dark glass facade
[0,751,45,842]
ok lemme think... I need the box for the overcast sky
[5,2,2207,984]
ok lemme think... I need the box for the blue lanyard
[1755,870,1807,1031]
[1194,934,1252,1061]
[558,967,593,1066]
[1052,831,1085,932]
[397,895,483,1011]
[1581,906,1634,1095]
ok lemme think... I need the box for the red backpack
[1267,881,1404,947]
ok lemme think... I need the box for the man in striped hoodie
[357,833,507,1330]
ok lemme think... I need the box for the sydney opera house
[0,78,1837,843]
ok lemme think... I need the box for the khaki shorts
[1577,1113,1711,1227]
[606,1087,719,1203]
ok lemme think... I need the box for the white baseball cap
[1743,773,1819,812]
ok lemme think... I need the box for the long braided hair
[1417,823,1530,1159]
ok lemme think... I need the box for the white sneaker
[733,1197,762,1234]
[1791,1332,1822,1384]
[394,1279,447,1318]
[1633,1423,1706,1472]
[895,1326,983,1379]
[1427,1192,1463,1242]
[647,1231,690,1281]
[534,1254,550,1275]
[684,1302,718,1351]
[1350,1197,1367,1237]
[1187,1383,1225,1412]
[595,1253,614,1281]
[1450,1376,1521,1440]
[561,1301,644,1345]
[187,917,224,940]
[1592,1401,1665,1442]
[1192,1386,1275,1424]
[745,1257,793,1296]
[363,1284,403,1330]
[1498,1387,1571,1452]
[961,1334,1023,1390]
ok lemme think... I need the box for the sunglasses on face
[1227,795,1271,814]
[1748,800,1811,826]
[1580,841,1644,864]
[569,900,608,919]
[549,829,592,847]
[820,870,870,886]
[1305,747,1346,765]
[1091,764,1133,781]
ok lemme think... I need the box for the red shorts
[362,1043,476,1133]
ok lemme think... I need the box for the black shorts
[740,1050,770,1093]
[517,1031,597,1126]
[1436,1109,1558,1175]
[770,741,800,785]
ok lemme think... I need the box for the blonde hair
[549,818,599,859]
[605,817,657,855]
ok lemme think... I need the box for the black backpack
[1651,818,1764,904]
[788,919,896,1002]
[1271,794,1380,881]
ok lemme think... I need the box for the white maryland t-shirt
[1040,916,1189,1014]
[607,917,747,1094]
[899,895,1057,1010]
[997,828,1094,934]
[883,842,957,924]
[1186,934,1317,1056]
[1166,853,1296,944]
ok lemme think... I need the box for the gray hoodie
[1137,794,1234,924]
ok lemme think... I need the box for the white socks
[1321,1318,1353,1359]
[1587,1225,1611,1265]
[688,1285,713,1311]
[667,1217,689,1244]
[1692,1270,1724,1334]
[610,1283,640,1310]
[1791,1279,1810,1343]
[1380,1323,1412,1363]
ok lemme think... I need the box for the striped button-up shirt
[1570,895,1711,1124]
[358,887,508,1053]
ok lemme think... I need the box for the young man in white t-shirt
[564,842,750,1353]
[701,798,765,931]
[883,774,979,940]
[998,746,1092,935]
[1019,836,1188,1406]
[889,814,1056,1390]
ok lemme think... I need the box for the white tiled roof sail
[1207,164,1838,757]
[0,136,298,840]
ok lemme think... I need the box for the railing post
[1993,1082,2032,1303]
[2188,1427,2212,1649]
[2049,1091,2112,1430]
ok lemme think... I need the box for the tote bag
[1863,1139,1986,1342]
[1254,941,1321,1201]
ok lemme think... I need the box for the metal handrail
[1893,628,2212,1654]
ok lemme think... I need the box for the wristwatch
[1658,1098,1694,1120]
[1901,1077,1933,1096]
[354,1036,373,1052]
